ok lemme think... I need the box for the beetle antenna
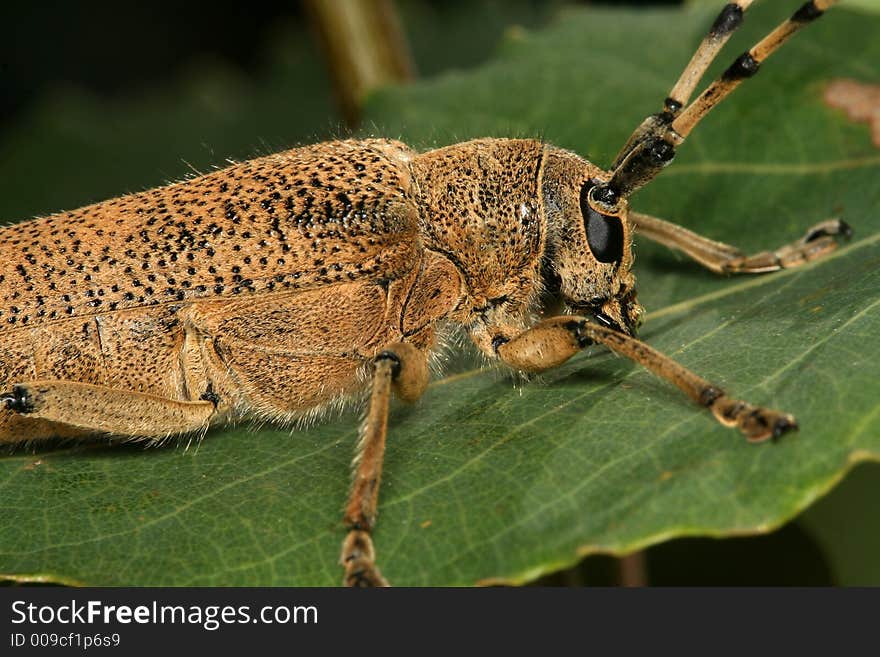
[669,0,837,142]
[664,0,756,116]
[612,0,755,168]
[595,0,837,211]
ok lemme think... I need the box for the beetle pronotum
[0,1,848,586]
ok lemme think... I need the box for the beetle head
[541,148,643,336]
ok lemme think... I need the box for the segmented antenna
[596,0,837,209]
[670,0,837,142]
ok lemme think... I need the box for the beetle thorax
[409,138,550,320]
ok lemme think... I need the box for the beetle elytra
[0,0,849,586]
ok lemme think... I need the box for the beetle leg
[631,211,851,274]
[0,380,217,440]
[492,316,796,443]
[341,342,429,587]
[0,414,90,444]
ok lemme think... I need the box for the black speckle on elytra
[0,139,420,327]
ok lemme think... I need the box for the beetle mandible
[0,0,849,586]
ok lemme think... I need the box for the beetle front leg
[631,211,852,274]
[490,317,796,443]
[341,342,429,587]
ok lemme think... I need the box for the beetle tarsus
[0,385,34,414]
[803,218,852,243]
[341,529,389,587]
[199,384,221,408]
[707,394,798,443]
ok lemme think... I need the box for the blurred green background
[1,0,877,586]
[1,0,684,220]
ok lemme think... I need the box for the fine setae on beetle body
[0,1,849,585]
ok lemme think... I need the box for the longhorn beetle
[0,1,849,586]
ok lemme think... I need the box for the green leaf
[839,0,880,16]
[2,4,879,586]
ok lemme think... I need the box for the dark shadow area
[1,1,684,131]
[537,521,833,586]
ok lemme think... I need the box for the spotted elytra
[0,1,850,586]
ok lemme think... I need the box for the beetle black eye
[579,184,623,264]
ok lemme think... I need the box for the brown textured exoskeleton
[0,1,848,586]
